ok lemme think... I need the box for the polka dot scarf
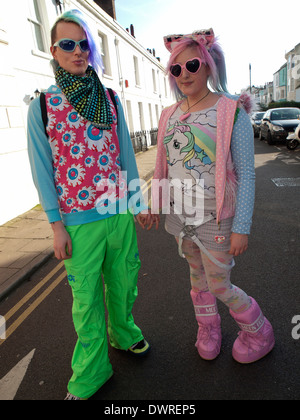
[55,65,113,129]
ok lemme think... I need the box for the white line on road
[0,349,36,400]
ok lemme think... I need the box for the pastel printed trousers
[179,238,251,313]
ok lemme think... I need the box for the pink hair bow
[164,29,215,52]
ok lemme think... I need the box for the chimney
[130,24,135,38]
[93,0,116,20]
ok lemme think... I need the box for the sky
[114,0,300,93]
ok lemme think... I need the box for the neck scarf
[55,65,113,129]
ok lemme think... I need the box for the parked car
[251,112,265,137]
[259,107,300,144]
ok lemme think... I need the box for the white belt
[176,211,235,271]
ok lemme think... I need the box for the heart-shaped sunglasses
[170,57,202,78]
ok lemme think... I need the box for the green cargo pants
[64,212,144,399]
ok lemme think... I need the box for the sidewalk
[0,146,157,301]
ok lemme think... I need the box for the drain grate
[271,177,300,187]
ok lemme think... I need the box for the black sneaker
[128,339,150,355]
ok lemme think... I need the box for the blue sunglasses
[53,38,90,53]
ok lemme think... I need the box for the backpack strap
[107,88,118,115]
[40,92,48,137]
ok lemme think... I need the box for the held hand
[229,233,248,256]
[51,221,73,260]
[147,213,160,231]
[136,212,149,230]
[136,211,160,230]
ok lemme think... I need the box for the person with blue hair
[27,9,150,400]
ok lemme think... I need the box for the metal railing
[130,128,158,154]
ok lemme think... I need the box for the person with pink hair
[149,29,275,364]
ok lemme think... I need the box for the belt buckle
[183,225,196,237]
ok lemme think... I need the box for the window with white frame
[27,0,47,53]
[152,69,157,93]
[134,56,140,86]
[138,102,145,131]
[155,104,159,126]
[148,103,153,128]
[164,77,168,97]
[99,32,111,76]
[291,55,295,69]
[126,100,134,133]
[291,78,295,92]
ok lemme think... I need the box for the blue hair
[50,9,104,74]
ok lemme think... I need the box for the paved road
[0,139,299,401]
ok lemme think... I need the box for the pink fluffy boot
[230,297,275,364]
[190,290,222,360]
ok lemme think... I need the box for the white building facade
[0,0,174,225]
[285,43,300,102]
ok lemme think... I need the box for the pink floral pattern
[46,90,127,215]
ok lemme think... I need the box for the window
[99,32,111,76]
[134,56,140,86]
[27,0,46,53]
[155,104,159,126]
[291,55,296,69]
[291,78,295,91]
[164,77,168,97]
[138,102,145,130]
[148,104,153,128]
[126,100,134,132]
[152,69,157,93]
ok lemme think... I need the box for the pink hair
[166,38,228,98]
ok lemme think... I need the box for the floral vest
[45,88,127,216]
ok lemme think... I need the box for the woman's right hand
[51,221,73,260]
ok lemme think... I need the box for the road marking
[0,271,66,346]
[0,179,152,346]
[140,177,152,208]
[0,349,36,400]
[271,177,300,187]
[4,261,65,324]
[141,176,152,194]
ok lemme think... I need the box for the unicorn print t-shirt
[164,103,219,214]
